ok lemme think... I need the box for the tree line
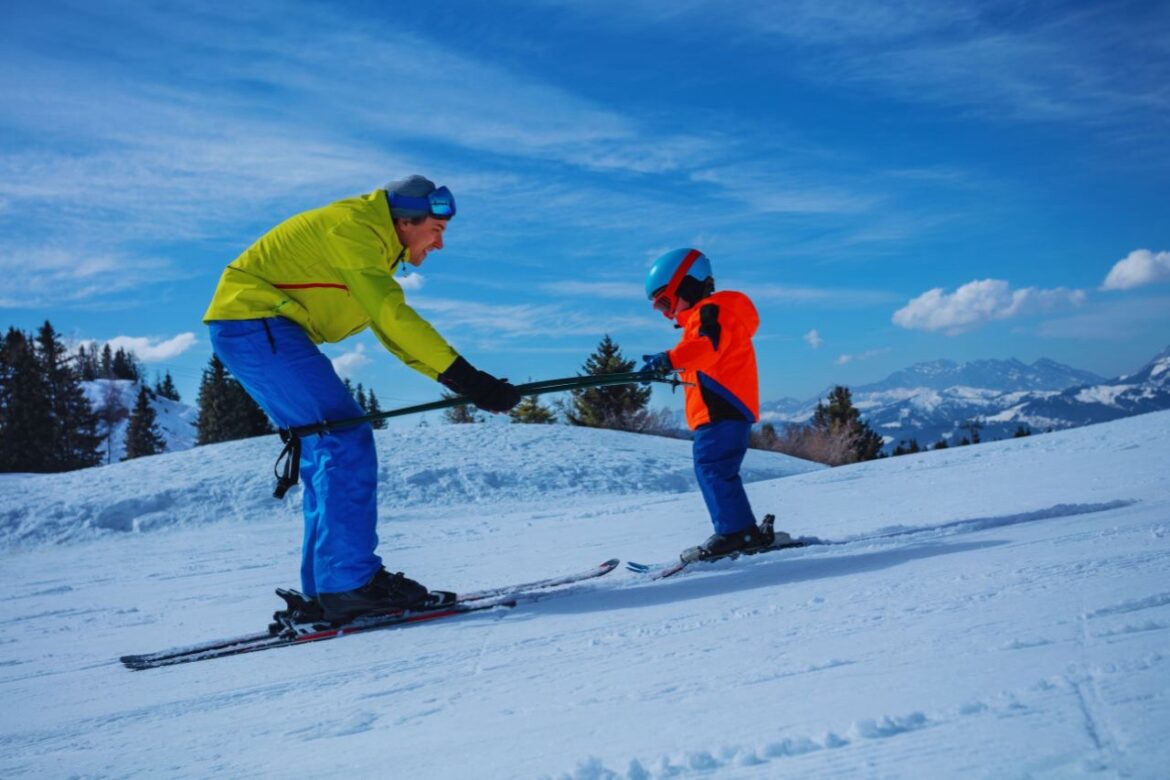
[1,320,188,472]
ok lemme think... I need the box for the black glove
[437,356,521,413]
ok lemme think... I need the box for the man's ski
[626,516,808,580]
[121,558,619,670]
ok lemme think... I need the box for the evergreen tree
[365,388,386,430]
[566,335,651,431]
[1013,424,1032,438]
[154,370,181,402]
[355,383,368,412]
[0,327,53,472]
[100,344,114,378]
[124,385,166,459]
[932,438,949,450]
[196,355,273,444]
[809,385,884,464]
[75,344,100,381]
[510,394,557,424]
[442,391,482,423]
[111,347,140,381]
[892,439,921,456]
[959,418,983,445]
[37,321,102,471]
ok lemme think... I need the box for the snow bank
[0,424,821,549]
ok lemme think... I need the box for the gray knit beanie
[384,175,437,219]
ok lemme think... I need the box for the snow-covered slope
[0,424,822,549]
[1,413,1168,778]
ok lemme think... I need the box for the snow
[2,412,1169,778]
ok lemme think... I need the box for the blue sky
[2,0,1168,413]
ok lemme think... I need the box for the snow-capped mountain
[761,347,1170,448]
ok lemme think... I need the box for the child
[641,248,793,560]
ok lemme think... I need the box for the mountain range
[760,345,1170,449]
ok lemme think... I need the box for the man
[203,175,520,623]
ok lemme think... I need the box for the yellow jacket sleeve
[326,221,459,379]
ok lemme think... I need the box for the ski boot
[680,514,798,563]
[315,568,457,625]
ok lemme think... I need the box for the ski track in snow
[1,412,1169,778]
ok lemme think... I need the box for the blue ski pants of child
[693,419,756,535]
[208,317,382,597]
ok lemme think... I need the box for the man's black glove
[437,356,521,413]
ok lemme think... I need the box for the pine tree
[100,344,114,378]
[154,371,181,402]
[365,388,386,430]
[441,391,482,423]
[196,355,272,444]
[124,385,166,459]
[0,327,53,472]
[111,347,140,381]
[1013,424,1032,438]
[510,394,557,424]
[808,385,884,464]
[37,321,102,471]
[566,335,651,431]
[75,344,100,381]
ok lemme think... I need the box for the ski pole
[272,370,682,498]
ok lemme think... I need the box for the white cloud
[892,279,1086,334]
[398,272,426,292]
[104,333,198,362]
[836,348,887,365]
[332,344,370,378]
[752,283,900,307]
[1101,249,1170,291]
[804,329,824,349]
[540,281,643,300]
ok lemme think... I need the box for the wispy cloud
[804,329,824,349]
[414,296,646,342]
[892,279,1087,334]
[103,333,199,362]
[751,283,900,307]
[1101,249,1170,291]
[539,281,644,300]
[836,347,888,365]
[0,247,186,309]
[1036,295,1170,341]
[331,344,371,379]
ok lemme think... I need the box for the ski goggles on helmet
[388,185,457,219]
[648,249,703,319]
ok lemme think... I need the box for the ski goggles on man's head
[388,185,457,219]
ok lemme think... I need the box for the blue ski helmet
[645,248,713,318]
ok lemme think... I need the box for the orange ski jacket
[667,290,760,430]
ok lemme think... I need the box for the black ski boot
[681,514,795,563]
[316,568,432,624]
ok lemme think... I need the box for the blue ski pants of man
[208,317,381,597]
[693,419,756,535]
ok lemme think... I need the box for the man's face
[395,217,447,266]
